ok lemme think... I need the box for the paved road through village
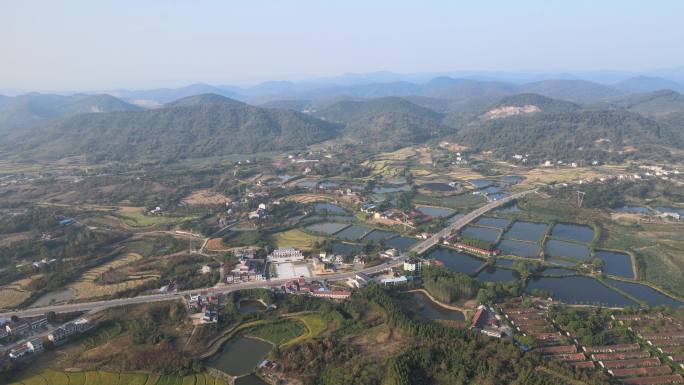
[0,189,535,319]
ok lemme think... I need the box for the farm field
[10,370,227,385]
[281,313,327,347]
[182,189,231,205]
[0,275,41,308]
[244,318,306,346]
[271,229,322,251]
[69,253,159,300]
[116,207,197,228]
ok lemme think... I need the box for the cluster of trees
[549,306,632,347]
[421,266,480,304]
[458,235,495,251]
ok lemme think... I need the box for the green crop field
[245,318,306,345]
[11,371,223,385]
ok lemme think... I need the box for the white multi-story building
[268,248,305,263]
[403,259,422,272]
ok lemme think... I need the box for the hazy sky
[2,0,684,91]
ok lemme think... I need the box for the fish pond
[419,182,456,192]
[595,251,634,278]
[498,240,541,258]
[616,206,651,214]
[411,291,465,321]
[477,267,519,283]
[330,241,362,256]
[474,217,511,229]
[607,279,682,308]
[544,239,591,260]
[335,225,372,241]
[461,225,501,243]
[386,236,418,250]
[417,206,456,218]
[363,229,399,242]
[313,202,347,215]
[238,300,266,314]
[373,184,411,194]
[503,221,548,242]
[550,223,594,244]
[208,336,273,376]
[236,375,270,385]
[468,179,495,189]
[526,276,636,307]
[305,222,349,235]
[430,247,486,275]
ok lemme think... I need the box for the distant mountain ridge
[0,93,139,132]
[4,94,340,162]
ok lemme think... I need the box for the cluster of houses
[470,305,511,338]
[227,249,266,283]
[609,313,684,384]
[498,299,597,369]
[443,235,500,257]
[186,291,220,324]
[47,318,91,344]
[370,207,432,227]
[0,315,91,362]
[281,278,351,300]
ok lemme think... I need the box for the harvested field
[286,194,336,204]
[0,275,42,308]
[70,253,159,299]
[272,229,322,251]
[116,206,196,227]
[182,189,231,205]
[205,237,231,252]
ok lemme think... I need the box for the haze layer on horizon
[2,0,684,91]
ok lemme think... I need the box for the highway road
[410,189,536,255]
[0,189,535,319]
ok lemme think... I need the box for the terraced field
[11,370,228,385]
[70,253,159,299]
[0,275,41,308]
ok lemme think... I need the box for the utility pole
[577,190,586,208]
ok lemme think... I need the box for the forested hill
[315,97,451,149]
[4,94,341,162]
[0,93,140,132]
[454,93,671,162]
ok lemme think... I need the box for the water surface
[550,223,594,244]
[411,291,465,321]
[477,267,519,282]
[504,221,547,242]
[526,276,636,307]
[236,375,270,385]
[363,229,399,242]
[313,202,347,215]
[468,179,494,189]
[419,182,455,192]
[474,217,511,229]
[335,225,372,241]
[417,206,456,218]
[305,222,349,235]
[238,300,266,314]
[461,225,501,243]
[595,250,634,278]
[330,241,362,256]
[430,247,486,275]
[373,185,411,194]
[498,240,541,258]
[607,279,682,308]
[386,236,418,250]
[544,239,591,260]
[208,336,273,376]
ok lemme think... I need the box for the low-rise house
[583,343,640,353]
[311,290,351,300]
[268,248,304,263]
[5,320,29,336]
[599,357,661,369]
[26,338,43,353]
[380,276,408,286]
[48,322,78,343]
[28,316,48,330]
[622,374,684,385]
[610,366,672,378]
[9,345,31,359]
[403,259,421,272]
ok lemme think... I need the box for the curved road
[0,189,535,319]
